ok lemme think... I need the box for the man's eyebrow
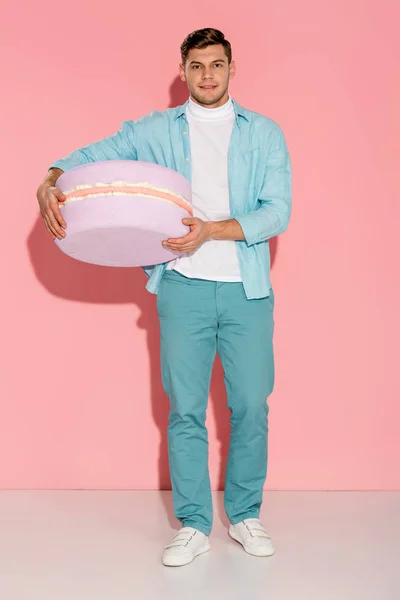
[189,59,226,66]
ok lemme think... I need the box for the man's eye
[214,64,223,68]
[192,65,200,69]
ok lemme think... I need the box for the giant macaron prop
[54,160,193,267]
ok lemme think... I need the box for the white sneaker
[229,518,275,557]
[162,527,210,567]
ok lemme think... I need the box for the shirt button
[185,157,189,161]
[183,131,188,135]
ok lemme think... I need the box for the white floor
[0,491,398,599]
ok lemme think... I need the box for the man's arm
[37,120,138,241]
[207,218,245,241]
[164,126,291,253]
[42,167,64,186]
[234,126,292,246]
[48,119,137,173]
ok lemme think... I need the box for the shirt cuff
[234,213,262,247]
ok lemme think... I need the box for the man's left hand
[162,218,211,253]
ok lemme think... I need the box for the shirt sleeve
[48,119,154,275]
[235,126,292,247]
[48,119,138,172]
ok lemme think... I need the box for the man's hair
[180,28,232,65]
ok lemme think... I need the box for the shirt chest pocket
[229,146,265,208]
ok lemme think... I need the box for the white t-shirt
[166,95,242,281]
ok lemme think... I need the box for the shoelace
[243,519,271,539]
[165,529,198,549]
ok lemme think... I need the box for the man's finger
[182,217,197,225]
[46,210,65,238]
[44,218,56,239]
[54,189,67,203]
[50,199,67,229]
[44,215,58,238]
[166,233,196,245]
[54,205,67,229]
[165,243,195,252]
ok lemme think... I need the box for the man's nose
[202,69,214,80]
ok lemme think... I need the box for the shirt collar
[173,97,249,124]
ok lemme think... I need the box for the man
[37,28,292,567]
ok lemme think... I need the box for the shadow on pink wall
[27,76,278,530]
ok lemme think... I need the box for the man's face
[179,44,236,108]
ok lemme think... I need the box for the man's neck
[187,95,233,121]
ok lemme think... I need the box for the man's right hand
[37,182,67,240]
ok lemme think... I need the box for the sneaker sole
[228,527,275,557]
[162,541,211,567]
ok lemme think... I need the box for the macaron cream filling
[60,180,193,215]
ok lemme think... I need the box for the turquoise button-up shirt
[50,98,292,299]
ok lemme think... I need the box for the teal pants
[157,270,275,536]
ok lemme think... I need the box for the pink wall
[1,0,399,490]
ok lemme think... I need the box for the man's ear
[229,60,236,80]
[179,63,186,82]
